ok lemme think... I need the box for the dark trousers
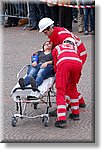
[59,6,72,31]
[50,6,59,26]
[29,2,45,28]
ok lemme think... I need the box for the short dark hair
[43,24,54,32]
[42,41,50,51]
[63,40,75,46]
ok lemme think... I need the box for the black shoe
[30,77,37,91]
[79,103,86,108]
[19,78,25,88]
[84,31,89,35]
[4,23,11,27]
[69,113,80,120]
[49,109,57,117]
[54,120,67,128]
[90,31,95,35]
[74,18,78,23]
[29,27,37,31]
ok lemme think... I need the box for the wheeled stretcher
[11,65,56,127]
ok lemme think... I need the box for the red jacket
[52,43,82,72]
[49,27,87,65]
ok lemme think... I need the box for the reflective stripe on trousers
[57,105,66,121]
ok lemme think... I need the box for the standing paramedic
[38,17,87,108]
[52,38,82,128]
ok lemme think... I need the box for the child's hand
[40,62,48,68]
[32,62,37,67]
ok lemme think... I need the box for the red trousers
[56,62,82,121]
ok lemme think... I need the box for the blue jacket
[31,50,53,64]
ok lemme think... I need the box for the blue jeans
[84,8,95,32]
[24,64,54,87]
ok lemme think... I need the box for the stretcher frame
[11,64,56,127]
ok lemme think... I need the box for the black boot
[54,120,67,128]
[79,103,86,108]
[19,78,25,88]
[69,113,80,120]
[30,77,37,91]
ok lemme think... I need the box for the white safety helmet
[38,17,54,33]
[63,37,77,51]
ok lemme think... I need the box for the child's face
[44,41,53,51]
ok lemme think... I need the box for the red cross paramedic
[52,37,82,128]
[38,17,87,108]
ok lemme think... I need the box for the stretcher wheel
[42,116,49,127]
[12,117,17,127]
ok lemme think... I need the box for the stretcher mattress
[11,77,55,100]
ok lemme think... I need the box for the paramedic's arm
[40,61,53,68]
[58,29,72,44]
[77,43,87,66]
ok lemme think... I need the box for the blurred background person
[82,0,95,35]
[78,0,84,33]
[59,6,73,32]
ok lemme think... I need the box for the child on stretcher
[19,41,55,90]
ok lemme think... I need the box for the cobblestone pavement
[0,23,95,143]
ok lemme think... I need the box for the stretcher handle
[12,87,40,93]
[17,64,30,80]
